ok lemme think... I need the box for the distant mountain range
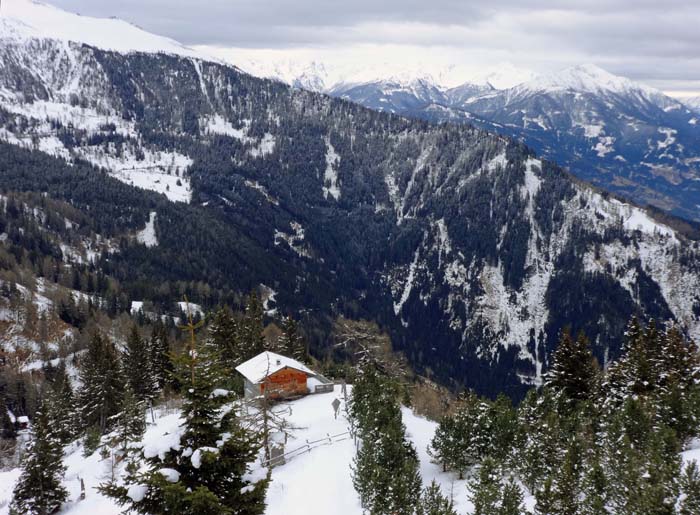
[237,60,700,222]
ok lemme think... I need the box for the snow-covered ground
[264,386,359,515]
[0,386,474,515]
[15,385,700,514]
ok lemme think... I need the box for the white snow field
[1,0,203,58]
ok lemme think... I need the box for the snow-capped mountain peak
[0,0,204,59]
[513,63,662,98]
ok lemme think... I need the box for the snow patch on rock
[136,212,158,248]
[322,137,341,200]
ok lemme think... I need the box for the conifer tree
[46,364,76,446]
[114,386,146,452]
[514,389,562,491]
[580,447,608,515]
[546,329,598,402]
[123,325,157,402]
[9,403,67,515]
[619,318,663,398]
[656,325,700,441]
[208,307,241,369]
[468,457,500,515]
[78,331,125,433]
[429,415,457,472]
[500,478,524,515]
[534,478,556,515]
[101,319,267,514]
[149,322,173,391]
[445,392,491,479]
[416,480,457,515]
[549,437,582,515]
[679,461,700,515]
[278,315,307,362]
[488,394,518,467]
[241,293,265,360]
[350,366,421,515]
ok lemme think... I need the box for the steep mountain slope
[252,58,700,223]
[1,0,699,396]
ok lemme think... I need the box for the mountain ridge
[244,56,700,222]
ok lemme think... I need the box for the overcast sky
[50,0,700,96]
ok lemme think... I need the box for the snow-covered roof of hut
[235,351,315,384]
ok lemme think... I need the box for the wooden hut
[236,351,332,400]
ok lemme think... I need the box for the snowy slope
[0,0,198,203]
[264,387,361,515]
[0,0,204,58]
[0,386,536,515]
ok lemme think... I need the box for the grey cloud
[49,0,700,93]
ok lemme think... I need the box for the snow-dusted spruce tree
[469,456,524,515]
[100,324,268,515]
[416,480,457,515]
[601,396,681,515]
[428,414,457,473]
[468,457,500,515]
[78,331,125,434]
[46,361,78,445]
[486,394,518,468]
[278,315,307,362]
[602,318,700,441]
[9,402,67,515]
[534,435,583,515]
[679,461,700,515]
[546,329,599,403]
[579,445,608,515]
[123,325,158,403]
[430,392,517,478]
[350,366,421,515]
[655,325,700,441]
[113,385,146,452]
[499,478,525,515]
[241,292,266,360]
[149,322,174,392]
[208,307,242,369]
[513,388,565,491]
